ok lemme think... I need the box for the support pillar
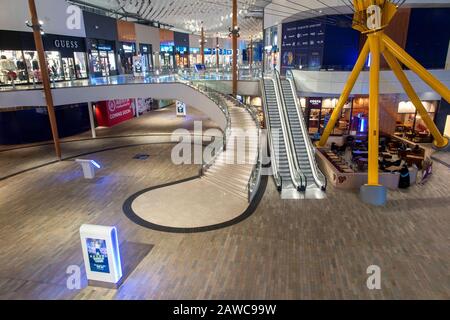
[360,32,386,206]
[87,102,97,139]
[216,37,220,69]
[28,0,61,159]
[232,0,238,96]
[249,37,253,70]
[201,26,205,65]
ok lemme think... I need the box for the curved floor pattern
[124,95,261,232]
[123,174,268,233]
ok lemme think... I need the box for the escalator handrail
[285,70,327,190]
[273,69,307,191]
[260,78,282,189]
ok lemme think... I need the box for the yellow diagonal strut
[383,50,449,148]
[317,41,370,147]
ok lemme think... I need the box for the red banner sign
[95,99,134,127]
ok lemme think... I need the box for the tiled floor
[0,142,449,300]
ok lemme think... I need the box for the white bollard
[75,159,101,179]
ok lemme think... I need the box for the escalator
[261,78,305,198]
[280,75,327,195]
[262,71,326,199]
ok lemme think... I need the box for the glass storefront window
[74,52,88,78]
[395,101,437,142]
[62,57,76,80]
[350,97,369,134]
[308,108,321,134]
[108,52,116,73]
[0,50,29,84]
[22,51,40,83]
[46,51,63,81]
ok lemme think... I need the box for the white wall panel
[0,0,86,37]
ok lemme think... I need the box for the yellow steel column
[383,50,449,148]
[367,32,381,186]
[318,40,370,147]
[382,34,450,103]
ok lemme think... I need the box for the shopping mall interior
[0,0,449,301]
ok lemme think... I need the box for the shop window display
[0,50,29,85]
[46,51,63,81]
[74,52,88,78]
[23,51,40,82]
[395,101,437,143]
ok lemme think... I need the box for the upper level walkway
[0,68,262,93]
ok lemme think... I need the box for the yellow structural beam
[318,40,370,147]
[367,32,381,186]
[382,34,450,103]
[383,50,449,148]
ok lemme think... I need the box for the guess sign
[95,99,134,127]
[54,39,80,49]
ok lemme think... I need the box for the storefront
[394,100,438,143]
[83,11,119,77]
[42,34,88,81]
[0,30,88,85]
[0,103,91,144]
[86,39,117,77]
[118,42,136,74]
[189,47,201,66]
[301,94,440,143]
[159,30,175,69]
[204,48,214,67]
[139,43,153,72]
[175,46,189,68]
[117,20,137,75]
[301,97,354,136]
[174,32,189,69]
[160,44,175,69]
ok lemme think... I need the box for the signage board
[176,100,187,117]
[307,97,323,108]
[80,224,122,287]
[95,99,134,127]
[194,64,206,72]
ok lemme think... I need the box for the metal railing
[286,70,327,191]
[231,97,263,203]
[175,75,231,176]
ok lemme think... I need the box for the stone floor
[0,142,449,300]
[0,105,220,179]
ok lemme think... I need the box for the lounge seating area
[317,135,422,190]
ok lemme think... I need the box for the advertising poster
[86,238,110,274]
[136,98,153,114]
[281,19,325,74]
[176,100,187,117]
[95,99,134,127]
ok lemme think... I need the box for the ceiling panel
[78,0,271,39]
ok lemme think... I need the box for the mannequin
[0,55,18,84]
